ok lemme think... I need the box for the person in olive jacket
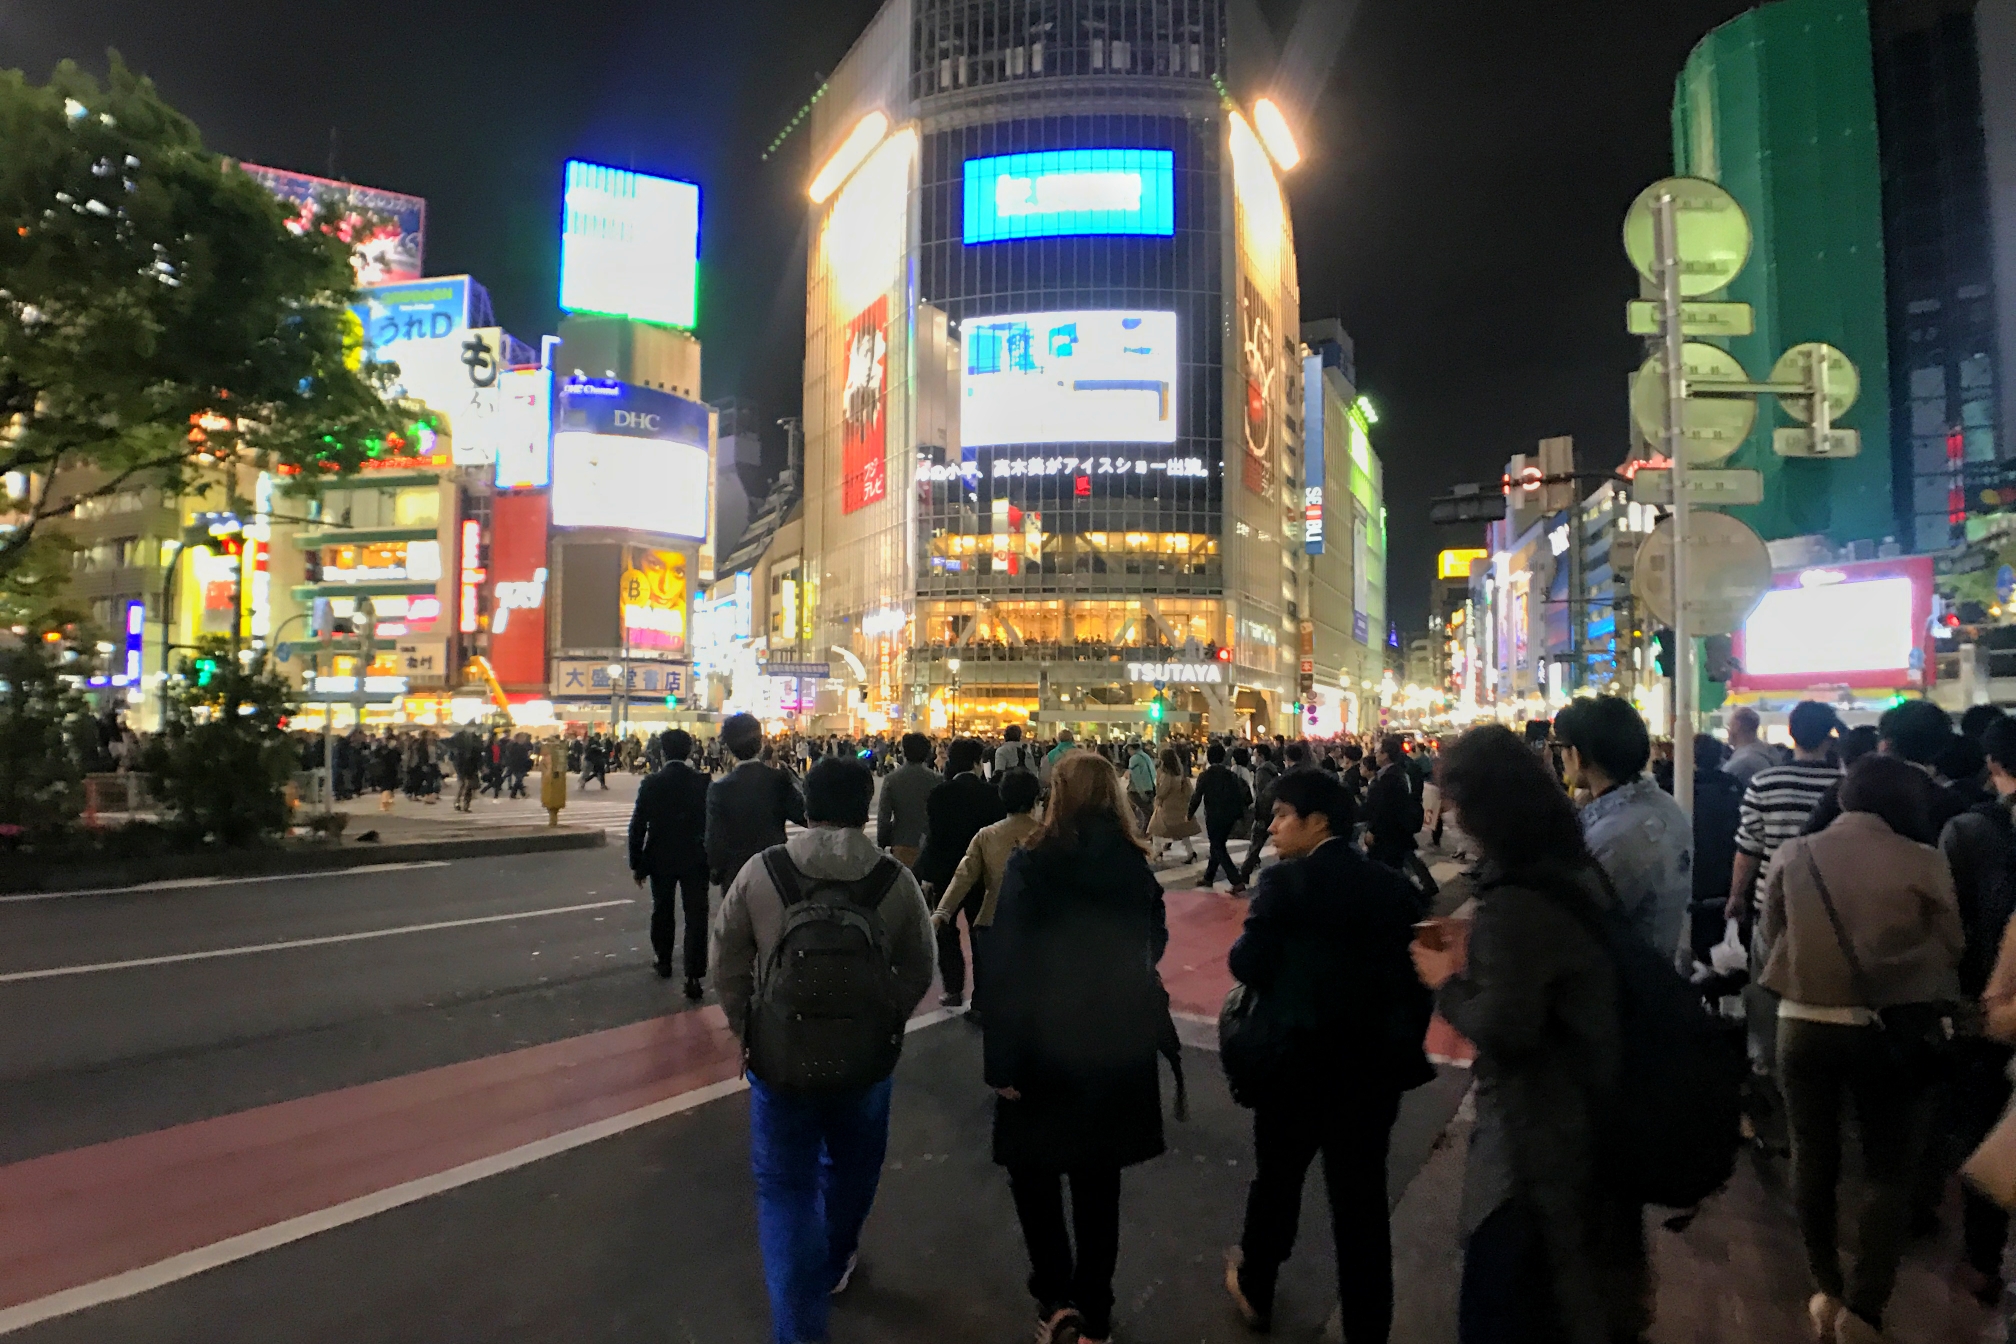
[983,752,1172,1344]
[1223,768,1433,1340]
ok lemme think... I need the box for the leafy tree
[146,638,296,847]
[0,634,94,838]
[0,54,403,594]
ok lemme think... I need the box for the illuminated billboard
[353,277,469,352]
[493,368,554,490]
[842,297,890,514]
[621,548,688,654]
[560,161,699,330]
[1732,558,1933,692]
[489,493,550,688]
[962,310,1177,448]
[1439,549,1488,581]
[241,163,425,284]
[552,379,709,538]
[963,149,1174,244]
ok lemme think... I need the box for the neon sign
[964,150,1174,243]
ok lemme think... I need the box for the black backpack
[748,848,908,1095]
[1535,873,1742,1209]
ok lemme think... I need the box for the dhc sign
[964,149,1175,244]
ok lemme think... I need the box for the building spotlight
[809,111,891,204]
[1253,98,1302,171]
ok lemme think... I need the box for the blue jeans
[748,1076,895,1344]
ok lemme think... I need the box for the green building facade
[1672,0,1896,546]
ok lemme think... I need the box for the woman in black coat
[984,751,1172,1344]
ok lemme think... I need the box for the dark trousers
[1459,1200,1561,1344]
[648,865,710,979]
[1241,1088,1401,1342]
[1202,822,1240,888]
[1948,1040,2012,1279]
[1779,1017,1938,1327]
[1008,1165,1122,1339]
[1237,823,1270,883]
[935,888,985,1005]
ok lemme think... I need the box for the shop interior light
[1252,98,1302,171]
[809,111,890,204]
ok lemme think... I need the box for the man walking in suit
[629,729,714,999]
[914,737,1008,1011]
[707,713,808,897]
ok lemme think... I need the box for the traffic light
[1148,695,1165,723]
[1652,629,1676,678]
[194,656,219,687]
[1704,634,1737,683]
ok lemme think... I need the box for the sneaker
[1035,1307,1082,1344]
[830,1253,857,1296]
[1224,1249,1271,1333]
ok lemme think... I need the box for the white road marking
[0,1008,958,1334]
[0,862,454,904]
[0,900,635,984]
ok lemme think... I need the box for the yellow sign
[1438,548,1487,581]
[621,549,688,654]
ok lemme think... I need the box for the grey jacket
[876,762,939,850]
[710,825,937,1041]
[1579,776,1692,962]
[706,760,806,888]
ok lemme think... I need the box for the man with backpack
[993,724,1038,779]
[711,757,937,1344]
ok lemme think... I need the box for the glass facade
[910,0,1226,98]
[916,113,1225,608]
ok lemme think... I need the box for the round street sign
[274,642,294,665]
[1631,513,1774,636]
[1631,342,1758,465]
[1623,177,1753,297]
[1770,343,1859,424]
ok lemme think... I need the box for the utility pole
[1656,191,1695,820]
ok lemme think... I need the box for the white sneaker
[830,1253,857,1296]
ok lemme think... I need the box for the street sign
[764,662,834,679]
[1622,177,1753,297]
[1631,513,1774,635]
[1770,343,1859,424]
[1772,427,1862,459]
[1429,485,1507,524]
[274,642,294,665]
[1631,343,1757,464]
[1630,467,1765,508]
[1626,299,1755,338]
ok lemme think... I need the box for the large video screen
[560,161,700,330]
[1741,577,1917,679]
[962,310,1177,447]
[551,433,709,539]
[964,149,1175,244]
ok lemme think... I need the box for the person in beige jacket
[932,768,1042,1021]
[1759,754,1964,1344]
[1147,748,1200,862]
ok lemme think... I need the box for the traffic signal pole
[1656,191,1695,821]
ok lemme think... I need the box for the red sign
[1728,556,1934,695]
[488,493,550,689]
[841,297,889,515]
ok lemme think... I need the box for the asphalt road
[12,1019,1470,1344]
[0,839,677,1165]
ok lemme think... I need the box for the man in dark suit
[629,728,713,999]
[915,737,1008,1010]
[1359,734,1422,873]
[1224,769,1434,1340]
[706,712,807,897]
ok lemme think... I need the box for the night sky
[6,0,1759,631]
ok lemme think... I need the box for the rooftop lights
[809,111,890,204]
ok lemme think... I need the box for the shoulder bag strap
[846,856,904,909]
[760,847,804,908]
[1801,848,1881,1012]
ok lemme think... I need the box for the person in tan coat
[1759,754,1964,1344]
[1147,748,1200,863]
[932,768,1042,1021]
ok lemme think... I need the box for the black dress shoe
[683,977,703,1001]
[654,959,673,979]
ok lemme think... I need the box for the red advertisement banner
[841,296,889,515]
[487,492,550,689]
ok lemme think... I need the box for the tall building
[794,0,1325,738]
[1672,0,1898,548]
[1300,320,1386,735]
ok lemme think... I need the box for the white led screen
[550,433,709,540]
[1741,578,1917,678]
[961,310,1177,447]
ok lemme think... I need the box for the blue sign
[1998,565,2014,603]
[274,642,294,665]
[351,276,470,352]
[557,377,710,448]
[963,149,1175,244]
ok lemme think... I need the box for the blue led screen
[963,149,1175,244]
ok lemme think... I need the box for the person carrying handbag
[1759,754,1964,1343]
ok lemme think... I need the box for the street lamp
[947,657,961,736]
[607,662,625,736]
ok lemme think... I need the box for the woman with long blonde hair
[984,752,1174,1344]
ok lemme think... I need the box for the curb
[0,828,608,896]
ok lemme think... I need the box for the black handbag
[1802,851,1956,1079]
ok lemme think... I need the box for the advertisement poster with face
[621,548,688,654]
[842,297,890,515]
[1240,277,1277,496]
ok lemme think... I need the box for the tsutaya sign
[1127,662,1225,684]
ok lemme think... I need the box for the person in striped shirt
[1726,701,1845,920]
